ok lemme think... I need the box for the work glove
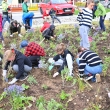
[48,60,55,71]
[2,70,8,82]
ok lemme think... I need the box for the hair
[78,47,87,53]
[86,0,94,5]
[56,43,66,52]
[4,49,15,61]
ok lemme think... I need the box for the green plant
[42,84,48,90]
[0,92,7,101]
[21,84,30,90]
[59,90,69,100]
[27,75,38,85]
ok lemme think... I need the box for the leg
[17,26,21,34]
[79,26,83,47]
[101,15,106,31]
[58,62,67,74]
[51,16,54,24]
[7,16,10,23]
[10,25,13,35]
[99,16,102,30]
[2,16,7,28]
[27,19,30,29]
[24,65,32,72]
[28,56,40,67]
[54,16,61,23]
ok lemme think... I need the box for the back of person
[24,42,45,56]
[0,14,2,32]
[22,0,28,13]
[2,0,8,13]
[49,9,56,16]
[40,21,50,32]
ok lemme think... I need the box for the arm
[40,25,45,32]
[24,47,30,57]
[53,55,60,62]
[99,5,106,16]
[4,61,11,70]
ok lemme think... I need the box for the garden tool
[39,38,45,45]
[49,63,55,71]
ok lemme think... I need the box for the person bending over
[48,43,74,78]
[2,49,32,84]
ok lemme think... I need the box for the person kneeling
[76,47,103,82]
[20,40,45,68]
[48,43,74,77]
[10,20,22,37]
[42,25,56,40]
[2,49,32,84]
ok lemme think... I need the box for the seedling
[59,90,69,100]
[27,75,38,85]
[21,84,30,90]
[42,84,48,90]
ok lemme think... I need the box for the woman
[48,43,74,77]
[76,47,103,82]
[2,49,32,84]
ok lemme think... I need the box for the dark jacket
[4,50,32,79]
[42,25,55,39]
[49,9,56,16]
[53,49,74,63]
[10,20,21,28]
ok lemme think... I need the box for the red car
[39,0,75,15]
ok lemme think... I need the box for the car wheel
[40,8,43,14]
[107,3,110,8]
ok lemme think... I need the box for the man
[20,40,45,68]
[2,0,10,28]
[9,20,22,37]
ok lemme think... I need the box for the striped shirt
[77,8,93,28]
[79,50,103,74]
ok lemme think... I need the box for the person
[49,8,61,24]
[77,0,95,49]
[94,0,106,31]
[9,20,22,37]
[20,40,45,68]
[76,47,103,82]
[2,49,32,84]
[22,0,34,31]
[48,43,74,78]
[0,13,5,47]
[2,0,10,28]
[42,9,50,19]
[92,5,97,19]
[42,25,56,40]
[40,20,51,33]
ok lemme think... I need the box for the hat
[20,40,28,48]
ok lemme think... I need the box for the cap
[20,40,28,48]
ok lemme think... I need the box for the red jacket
[40,22,50,32]
[42,10,49,18]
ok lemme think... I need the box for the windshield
[51,0,67,4]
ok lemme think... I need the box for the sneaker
[96,74,101,83]
[53,72,59,78]
[18,34,22,37]
[19,74,28,81]
[85,74,93,81]
[10,34,13,37]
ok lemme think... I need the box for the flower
[4,84,24,95]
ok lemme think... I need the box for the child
[77,0,95,49]
[0,14,5,47]
[94,0,106,31]
[2,49,32,84]
[48,43,74,77]
[76,47,103,82]
[49,8,61,24]
[42,25,56,40]
[20,40,45,68]
[40,19,50,33]
[9,20,22,37]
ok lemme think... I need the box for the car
[39,0,75,15]
[100,0,110,8]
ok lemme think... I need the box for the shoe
[19,74,28,81]
[18,34,22,37]
[85,74,93,81]
[10,34,13,37]
[8,78,18,84]
[96,74,101,83]
[53,72,59,78]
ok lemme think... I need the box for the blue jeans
[76,58,102,75]
[0,32,4,40]
[51,16,61,24]
[2,15,10,28]
[99,15,106,31]
[79,25,90,49]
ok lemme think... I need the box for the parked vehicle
[39,0,75,15]
[100,0,110,8]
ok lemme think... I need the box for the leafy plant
[0,92,7,101]
[27,75,38,85]
[21,84,30,90]
[42,84,48,90]
[59,90,69,100]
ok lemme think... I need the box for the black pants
[10,26,21,34]
[28,55,40,67]
[25,19,30,31]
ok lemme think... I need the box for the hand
[102,16,104,20]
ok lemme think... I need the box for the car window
[44,0,50,3]
[51,0,67,4]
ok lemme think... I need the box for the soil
[0,25,110,110]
